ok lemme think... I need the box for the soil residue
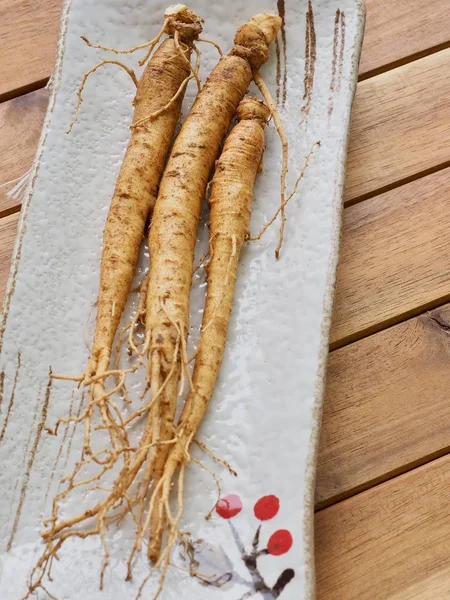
[7,368,53,551]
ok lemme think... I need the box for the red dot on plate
[216,494,243,519]
[267,529,293,556]
[254,495,280,521]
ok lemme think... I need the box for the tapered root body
[175,97,268,457]
[179,97,270,434]
[145,16,280,564]
[145,52,253,562]
[87,7,203,383]
[146,12,282,372]
[148,97,270,562]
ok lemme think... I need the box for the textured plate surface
[0,0,364,598]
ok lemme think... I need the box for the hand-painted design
[216,493,243,519]
[7,367,53,551]
[0,370,4,412]
[0,229,26,359]
[301,0,316,119]
[43,389,75,506]
[0,351,21,444]
[186,493,294,598]
[230,522,294,599]
[276,36,281,104]
[183,539,238,590]
[328,9,346,116]
[254,495,280,521]
[59,391,85,481]
[276,0,287,106]
[7,391,41,526]
[267,530,293,556]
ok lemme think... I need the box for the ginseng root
[85,5,203,393]
[73,5,203,470]
[142,15,281,565]
[145,97,270,579]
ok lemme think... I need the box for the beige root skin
[85,32,198,389]
[82,8,204,440]
[146,97,270,568]
[143,55,252,564]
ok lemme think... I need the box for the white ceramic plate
[0,1,364,598]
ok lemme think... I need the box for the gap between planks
[317,302,450,509]
[315,452,450,599]
[0,78,50,105]
[359,0,450,77]
[358,39,450,82]
[0,0,61,101]
[316,440,450,512]
[0,205,21,221]
[345,48,450,203]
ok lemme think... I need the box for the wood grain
[332,167,450,346]
[316,454,450,599]
[1,0,450,97]
[345,49,450,203]
[360,0,450,77]
[0,214,19,301]
[0,90,50,216]
[0,0,61,101]
[318,303,450,507]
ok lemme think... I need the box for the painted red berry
[254,495,280,521]
[216,494,243,519]
[267,530,293,556]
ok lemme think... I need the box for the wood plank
[0,0,61,100]
[1,0,450,98]
[360,0,450,77]
[316,454,450,599]
[0,214,19,301]
[332,167,450,346]
[318,302,450,508]
[0,90,49,216]
[345,49,450,203]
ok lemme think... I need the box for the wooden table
[2,1,450,597]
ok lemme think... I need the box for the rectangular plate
[0,0,364,598]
